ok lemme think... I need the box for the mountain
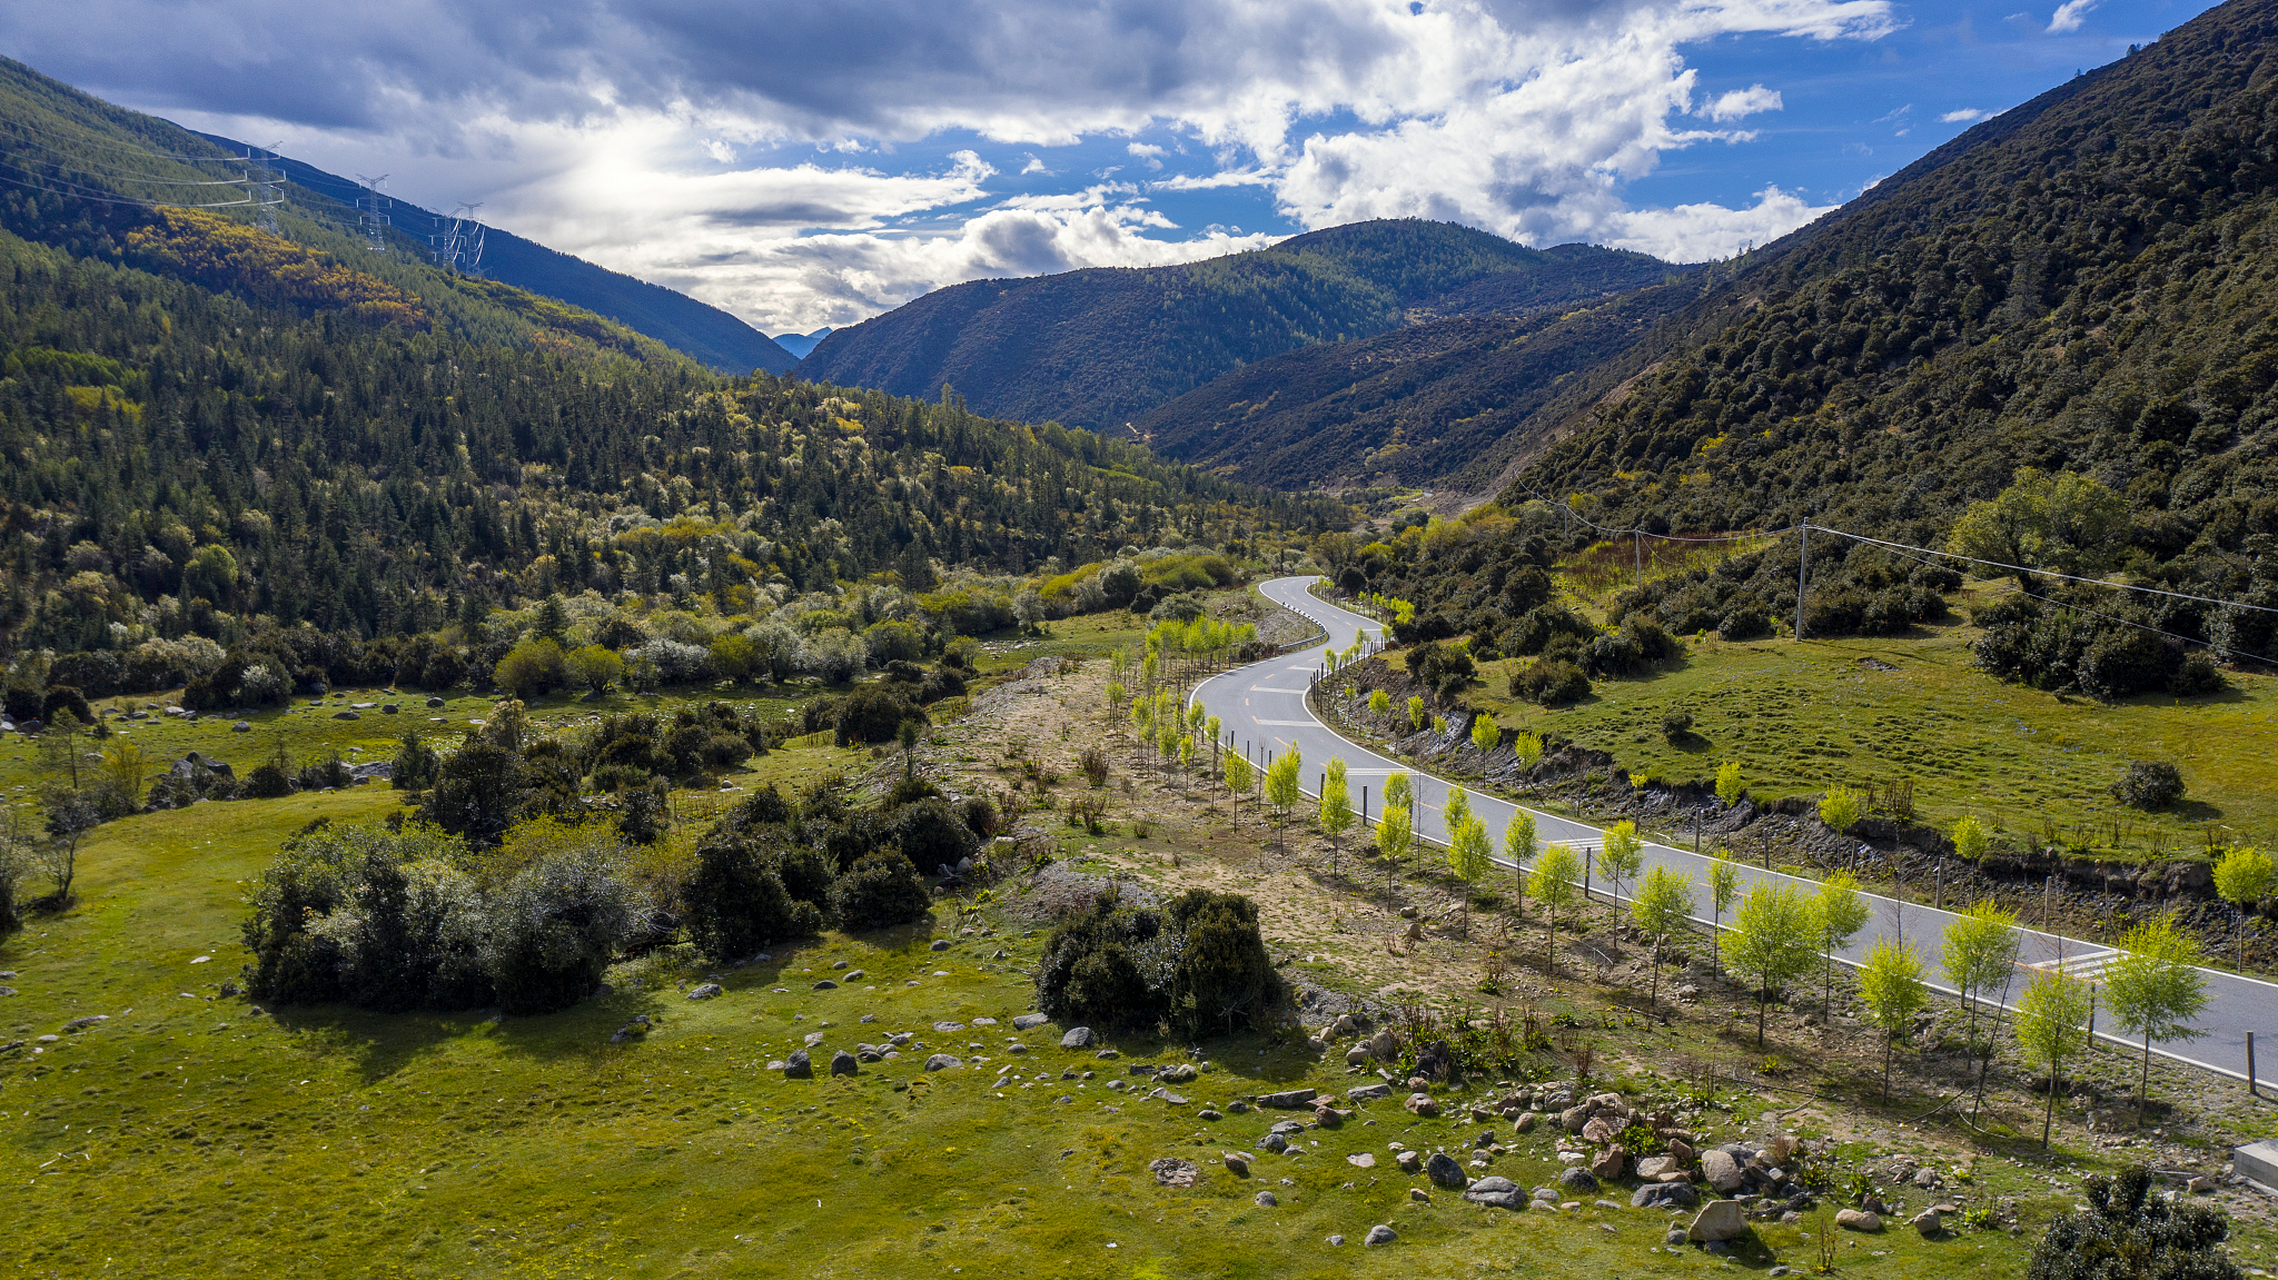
[189,132,796,375]
[773,328,833,359]
[1351,0,2278,696]
[1138,283,1696,490]
[795,221,1675,431]
[0,56,1339,675]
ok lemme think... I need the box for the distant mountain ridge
[795,221,1676,431]
[192,133,795,375]
[773,328,832,359]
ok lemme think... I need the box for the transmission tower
[354,173,391,252]
[431,201,486,277]
[245,141,284,234]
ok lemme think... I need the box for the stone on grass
[1513,1112,1537,1134]
[1346,1082,1390,1102]
[1257,1088,1317,1109]
[1701,1148,1745,1193]
[1637,1156,1678,1180]
[1590,1146,1627,1181]
[1364,1225,1396,1246]
[783,1049,813,1079]
[1060,1027,1095,1049]
[1632,1182,1700,1210]
[1404,1093,1440,1117]
[1347,1153,1375,1169]
[1836,1209,1882,1232]
[1013,1013,1049,1030]
[686,983,723,1000]
[930,939,951,951]
[925,1054,963,1071]
[1150,1158,1199,1188]
[1157,1063,1198,1084]
[1395,1150,1422,1173]
[812,980,837,990]
[1688,1200,1749,1243]
[1255,1191,1277,1207]
[1425,1153,1467,1189]
[1223,1153,1250,1176]
[829,1050,858,1076]
[1556,1167,1599,1194]
[1910,1207,1944,1237]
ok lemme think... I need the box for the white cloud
[1939,107,1987,123]
[2047,0,2097,33]
[1701,84,1783,122]
[6,0,1902,327]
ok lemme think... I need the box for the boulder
[233,720,252,732]
[1345,1046,1375,1066]
[1835,1209,1883,1233]
[1149,1158,1199,1188]
[1513,1112,1537,1134]
[426,697,446,708]
[1561,1105,1591,1133]
[1556,1167,1599,1194]
[685,983,723,1000]
[1223,1152,1249,1176]
[1636,1156,1679,1180]
[1060,1027,1094,1049]
[1013,1013,1049,1030]
[1346,1082,1391,1101]
[1464,1176,1525,1211]
[1632,1182,1700,1210]
[1910,1207,1944,1237]
[930,938,951,951]
[1581,1116,1619,1144]
[1255,1191,1278,1207]
[829,1050,858,1076]
[1403,1093,1440,1117]
[1157,1063,1198,1084]
[924,1054,963,1071]
[811,979,837,990]
[1347,1152,1375,1168]
[1395,1150,1422,1173]
[1425,1153,1467,1189]
[1667,1138,1694,1164]
[1701,1148,1745,1194]
[783,1049,813,1079]
[1688,1200,1750,1243]
[1364,1225,1396,1247]
[1368,1029,1398,1060]
[1258,1088,1318,1109]
[1590,1146,1628,1181]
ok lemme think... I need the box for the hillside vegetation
[798,222,1675,431]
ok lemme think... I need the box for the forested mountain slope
[1139,282,1697,490]
[796,222,1673,431]
[191,132,796,375]
[1348,0,2278,697]
[0,61,1339,682]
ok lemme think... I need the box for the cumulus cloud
[1940,107,1987,122]
[0,0,1901,327]
[2047,0,2097,33]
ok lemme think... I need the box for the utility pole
[1794,523,1810,641]
[246,141,283,234]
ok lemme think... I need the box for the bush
[1504,604,1595,657]
[2111,760,2185,810]
[1164,890,1280,1038]
[482,846,650,1016]
[1511,658,1591,706]
[41,686,91,726]
[391,731,440,791]
[2170,650,2226,695]
[1717,607,1772,640]
[245,761,297,799]
[1661,709,1694,742]
[882,797,980,876]
[831,850,932,931]
[241,824,487,1010]
[1034,889,1278,1038]
[419,740,532,845]
[2024,1165,2240,1280]
[684,832,822,961]
[494,638,568,700]
[836,685,923,746]
[1818,785,1866,832]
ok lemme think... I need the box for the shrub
[2024,1165,2240,1280]
[241,824,486,1010]
[1504,604,1595,657]
[1511,659,1590,706]
[831,850,932,931]
[684,832,822,960]
[2170,650,2226,696]
[482,846,650,1016]
[1818,785,1866,832]
[494,638,568,700]
[419,739,532,845]
[391,730,440,791]
[1717,607,1772,640]
[245,761,297,799]
[2111,760,2185,810]
[1661,709,1694,742]
[836,685,924,746]
[882,797,980,876]
[1164,890,1280,1038]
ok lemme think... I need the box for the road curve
[1189,575,2275,1086]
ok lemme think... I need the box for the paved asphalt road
[1189,575,2278,1087]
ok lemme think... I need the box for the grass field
[1447,603,2278,858]
[2,767,2086,1277]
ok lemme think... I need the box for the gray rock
[1836,1208,1882,1232]
[426,697,446,708]
[1257,1088,1318,1109]
[1425,1152,1467,1189]
[1688,1200,1749,1243]
[333,710,360,720]
[830,1050,858,1076]
[1666,1228,1689,1246]
[1013,1013,1049,1030]
[686,983,723,1000]
[1156,1062,1198,1084]
[1637,1155,1679,1179]
[1473,1129,1498,1150]
[812,979,837,990]
[1464,1177,1523,1210]
[1364,1225,1395,1246]
[1346,1082,1391,1101]
[1633,1182,1700,1209]
[783,1049,813,1079]
[1150,1158,1199,1188]
[1910,1207,1944,1237]
[1223,1152,1249,1175]
[381,704,398,714]
[930,939,951,951]
[1255,1190,1277,1207]
[232,720,252,733]
[1701,1148,1745,1194]
[1914,1167,1942,1190]
[934,1021,966,1033]
[1532,1186,1560,1203]
[60,1014,108,1032]
[925,1054,963,1071]
[1257,1134,1289,1154]
[1556,1167,1600,1194]
[1327,1235,1345,1247]
[1060,1026,1094,1049]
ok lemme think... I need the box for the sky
[0,0,2218,337]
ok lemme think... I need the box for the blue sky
[0,0,2217,334]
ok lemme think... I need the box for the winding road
[1190,576,2276,1088]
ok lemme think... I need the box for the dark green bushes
[2024,1165,2239,1280]
[831,851,931,931]
[1035,889,1280,1038]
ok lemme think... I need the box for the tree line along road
[1187,575,2275,1088]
